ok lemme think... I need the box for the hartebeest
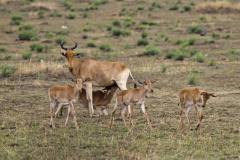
[178,87,216,130]
[48,79,83,129]
[60,42,135,117]
[109,80,155,129]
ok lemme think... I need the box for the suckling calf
[48,79,83,129]
[109,80,155,129]
[179,87,216,130]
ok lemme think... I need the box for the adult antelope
[60,42,135,117]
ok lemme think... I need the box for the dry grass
[15,61,65,75]
[196,1,240,13]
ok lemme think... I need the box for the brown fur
[109,80,154,129]
[178,87,216,130]
[60,43,135,117]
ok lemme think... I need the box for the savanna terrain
[0,0,239,159]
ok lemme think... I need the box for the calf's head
[200,91,216,107]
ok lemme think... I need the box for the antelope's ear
[208,93,217,97]
[151,80,157,84]
[74,53,81,58]
[200,91,207,96]
[138,80,144,85]
[61,52,66,57]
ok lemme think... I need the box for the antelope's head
[138,79,157,93]
[60,42,79,70]
[200,91,216,107]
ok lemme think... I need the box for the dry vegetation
[0,0,239,159]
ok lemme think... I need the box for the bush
[187,72,198,85]
[208,59,216,66]
[112,20,121,27]
[0,65,16,77]
[99,44,112,52]
[0,47,6,53]
[182,5,191,12]
[173,51,186,61]
[143,45,160,56]
[175,38,195,47]
[18,24,34,31]
[137,38,149,46]
[141,32,148,38]
[30,44,44,52]
[90,0,107,6]
[86,42,96,48]
[60,0,72,9]
[111,28,130,37]
[187,24,204,34]
[11,15,23,25]
[55,36,66,44]
[22,52,32,60]
[169,5,179,11]
[160,64,167,73]
[66,12,76,19]
[18,30,37,41]
[194,52,205,63]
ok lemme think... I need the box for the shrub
[86,42,96,48]
[141,32,148,38]
[137,38,149,46]
[182,5,191,12]
[112,20,121,27]
[175,38,195,47]
[194,52,205,63]
[49,11,62,17]
[111,28,130,37]
[0,65,16,77]
[173,51,186,61]
[143,45,160,56]
[18,30,37,41]
[90,0,107,6]
[208,59,216,66]
[0,47,6,53]
[99,44,112,52]
[11,15,23,25]
[38,10,45,19]
[22,51,32,60]
[55,36,66,44]
[160,64,167,73]
[149,2,161,11]
[187,72,197,85]
[18,24,34,31]
[187,24,204,34]
[30,44,44,52]
[66,12,76,19]
[123,18,135,27]
[60,0,72,9]
[204,37,215,44]
[140,21,157,26]
[169,5,179,11]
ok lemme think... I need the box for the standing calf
[48,79,82,129]
[109,80,154,129]
[179,87,216,130]
[57,84,119,116]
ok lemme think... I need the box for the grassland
[0,0,239,159]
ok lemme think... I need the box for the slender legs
[121,106,127,127]
[195,106,203,130]
[70,102,79,129]
[85,81,94,117]
[50,101,79,129]
[49,102,56,128]
[140,102,152,129]
[185,106,192,130]
[109,99,118,128]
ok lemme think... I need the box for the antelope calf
[109,80,155,129]
[179,87,216,130]
[48,79,83,129]
[57,84,119,116]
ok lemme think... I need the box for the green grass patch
[22,51,32,60]
[193,52,205,63]
[30,44,44,53]
[143,45,160,56]
[0,65,16,77]
[99,44,112,52]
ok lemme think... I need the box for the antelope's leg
[55,103,64,118]
[49,102,56,128]
[109,99,118,128]
[140,102,152,129]
[127,105,133,126]
[196,106,203,130]
[85,81,94,117]
[179,109,184,129]
[185,105,192,130]
[70,102,79,129]
[121,106,127,127]
[64,105,71,127]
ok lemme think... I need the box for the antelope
[178,87,216,130]
[48,79,83,129]
[109,80,155,129]
[57,84,119,117]
[60,42,135,117]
